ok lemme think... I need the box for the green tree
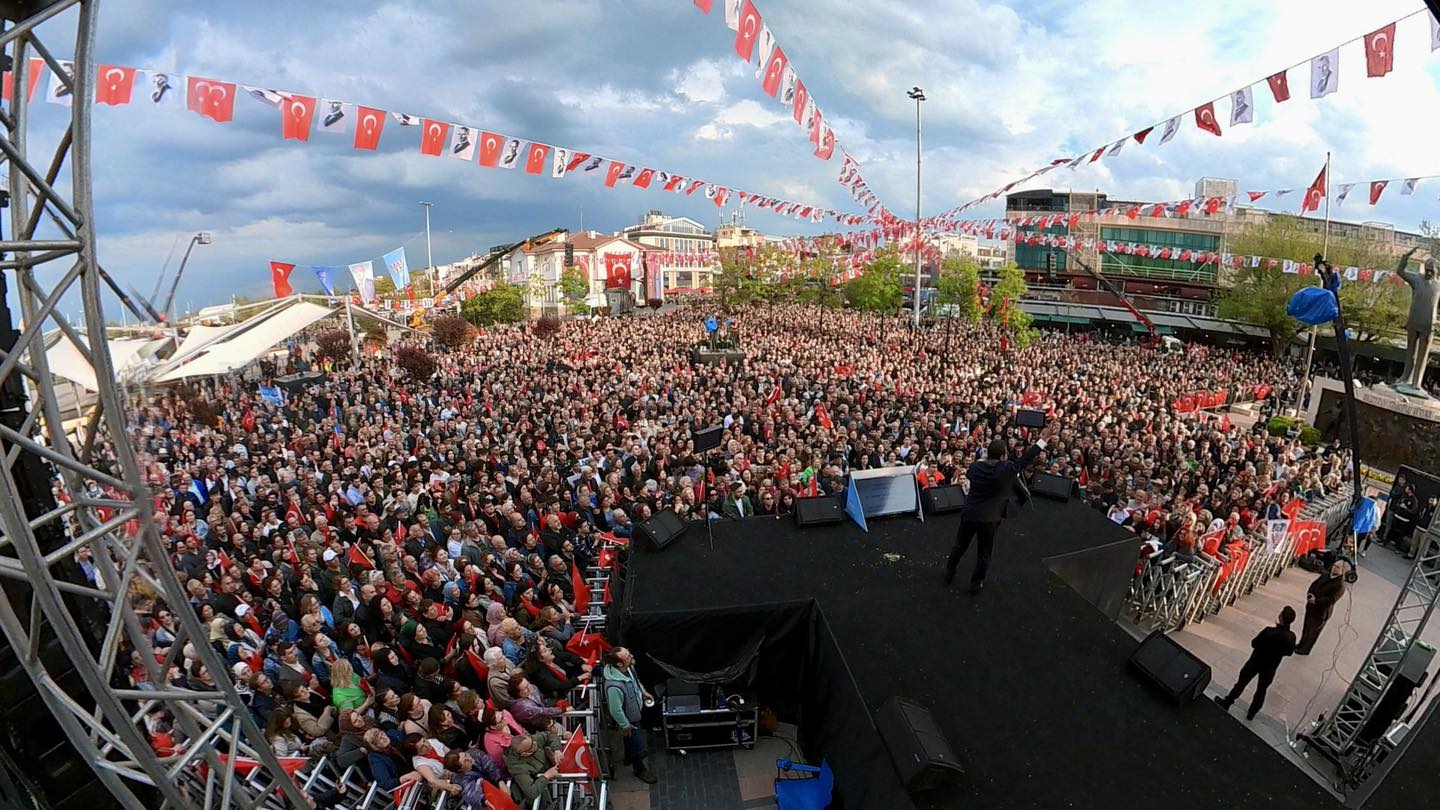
[560,268,589,303]
[715,247,770,309]
[461,284,526,326]
[988,262,1035,346]
[845,246,905,313]
[1217,267,1313,354]
[372,275,396,296]
[1340,280,1410,343]
[935,254,982,321]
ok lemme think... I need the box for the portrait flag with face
[353,106,385,150]
[185,76,237,122]
[383,247,411,290]
[498,138,522,169]
[1158,115,1182,145]
[94,65,136,105]
[1310,48,1339,99]
[419,119,449,156]
[1193,102,1222,137]
[280,94,317,142]
[1334,183,1354,205]
[1401,177,1418,195]
[312,266,338,296]
[450,126,477,161]
[138,69,177,106]
[734,0,762,61]
[1229,86,1253,126]
[1364,22,1396,78]
[317,99,351,134]
[552,147,570,178]
[45,60,73,107]
[348,261,376,301]
[724,0,743,30]
[1432,15,1440,51]
[754,26,776,79]
[2,57,44,103]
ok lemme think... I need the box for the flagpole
[421,201,435,295]
[1294,151,1330,419]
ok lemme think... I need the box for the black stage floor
[626,499,1339,810]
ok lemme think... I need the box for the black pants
[946,520,999,585]
[1224,658,1277,717]
[1296,608,1328,654]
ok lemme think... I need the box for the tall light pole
[908,86,926,330]
[160,231,211,322]
[421,201,435,294]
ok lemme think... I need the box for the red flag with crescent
[270,261,296,298]
[1194,102,1222,137]
[477,131,504,167]
[571,563,591,614]
[1301,164,1327,214]
[1369,180,1388,206]
[734,0,762,61]
[604,253,632,289]
[95,65,136,105]
[2,57,44,103]
[1364,23,1396,77]
[185,76,236,122]
[419,119,448,156]
[1266,71,1291,102]
[525,142,550,174]
[347,544,374,570]
[559,729,601,778]
[353,106,385,150]
[762,45,788,97]
[280,94,317,141]
[482,780,521,810]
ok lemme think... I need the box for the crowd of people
[98,299,1358,805]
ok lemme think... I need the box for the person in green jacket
[602,647,657,784]
[328,659,370,712]
[502,731,562,804]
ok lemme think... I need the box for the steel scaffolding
[1306,509,1440,788]
[0,1,308,807]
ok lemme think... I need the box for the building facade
[620,211,716,292]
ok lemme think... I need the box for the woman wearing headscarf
[370,644,411,693]
[483,602,509,647]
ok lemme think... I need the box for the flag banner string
[694,0,899,224]
[264,244,416,302]
[20,58,873,227]
[925,8,1437,223]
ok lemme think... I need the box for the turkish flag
[566,151,591,172]
[686,179,705,195]
[604,160,625,188]
[419,119,448,156]
[2,57,43,103]
[814,126,835,160]
[524,142,550,174]
[482,780,521,810]
[1364,23,1396,78]
[478,131,504,167]
[1247,191,1267,202]
[571,563,591,613]
[634,168,655,188]
[1193,102,1222,137]
[280,94,317,141]
[792,80,809,124]
[604,253,632,288]
[1266,71,1291,103]
[353,106,385,150]
[559,729,601,778]
[270,261,296,298]
[1133,126,1154,144]
[762,45,788,97]
[1369,180,1388,205]
[735,0,762,61]
[185,76,236,122]
[94,65,136,105]
[565,629,611,666]
[347,544,374,570]
[390,781,419,809]
[1301,164,1327,213]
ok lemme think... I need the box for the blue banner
[258,385,284,407]
[313,265,339,296]
[383,247,410,289]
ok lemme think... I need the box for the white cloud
[671,59,730,105]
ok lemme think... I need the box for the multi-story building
[620,211,716,292]
[975,243,1008,270]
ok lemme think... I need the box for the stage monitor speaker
[1128,631,1211,704]
[636,510,686,551]
[874,697,963,793]
[1030,472,1074,501]
[794,496,843,528]
[693,425,723,453]
[921,485,966,515]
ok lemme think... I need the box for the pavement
[606,724,796,810]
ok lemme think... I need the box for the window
[1098,226,1219,282]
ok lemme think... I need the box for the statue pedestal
[1305,377,1440,473]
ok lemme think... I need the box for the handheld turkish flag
[560,729,602,778]
[477,131,504,167]
[353,106,385,150]
[1266,70,1291,102]
[762,45,788,97]
[565,629,610,666]
[391,780,419,809]
[735,0,762,61]
[1369,180,1388,205]
[482,779,521,810]
[571,563,592,613]
[604,160,625,188]
[270,261,296,298]
[2,57,44,102]
[1364,23,1396,78]
[1193,102,1222,137]
[814,402,833,430]
[420,119,449,156]
[280,94,317,141]
[347,544,374,570]
[186,76,237,122]
[525,142,550,174]
[1301,164,1327,213]
[95,65,136,105]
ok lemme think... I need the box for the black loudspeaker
[1030,472,1074,501]
[874,697,963,793]
[921,485,966,515]
[636,510,686,551]
[1129,631,1211,705]
[692,425,723,453]
[793,497,843,528]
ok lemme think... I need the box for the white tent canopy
[46,334,167,391]
[154,300,338,382]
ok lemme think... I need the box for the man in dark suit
[1296,559,1348,655]
[943,424,1054,594]
[1217,606,1297,720]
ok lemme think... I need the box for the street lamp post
[421,201,435,294]
[907,86,926,330]
[161,231,212,322]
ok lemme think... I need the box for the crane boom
[443,228,566,295]
[1073,255,1159,338]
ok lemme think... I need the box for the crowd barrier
[1127,485,1353,633]
[171,539,626,809]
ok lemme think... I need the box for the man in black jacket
[1296,559,1349,655]
[1217,606,1297,720]
[943,424,1054,594]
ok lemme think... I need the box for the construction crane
[443,227,566,295]
[1072,255,1161,344]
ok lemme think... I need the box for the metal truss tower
[0,1,307,807]
[1306,510,1440,789]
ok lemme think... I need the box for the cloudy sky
[23,0,1440,316]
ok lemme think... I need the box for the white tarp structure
[153,300,338,382]
[46,334,168,391]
